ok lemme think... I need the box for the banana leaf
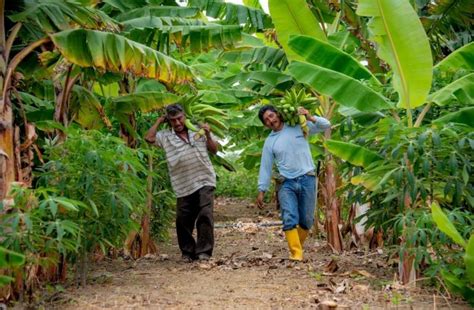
[116,6,200,21]
[9,0,119,33]
[70,85,111,129]
[220,46,288,70]
[466,235,474,284]
[188,0,271,31]
[222,71,293,88]
[431,202,467,248]
[356,0,432,109]
[106,91,180,115]
[434,42,474,73]
[121,16,205,29]
[198,90,240,105]
[325,139,382,168]
[51,29,193,85]
[0,246,25,268]
[432,107,474,127]
[127,25,242,53]
[211,153,236,172]
[268,0,326,61]
[288,35,380,84]
[428,73,474,106]
[288,61,392,112]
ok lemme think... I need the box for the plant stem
[407,108,413,128]
[414,103,431,127]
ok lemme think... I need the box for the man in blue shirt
[256,105,331,261]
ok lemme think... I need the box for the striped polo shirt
[155,129,216,198]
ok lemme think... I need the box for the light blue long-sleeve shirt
[258,116,331,192]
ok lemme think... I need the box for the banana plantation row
[0,0,472,305]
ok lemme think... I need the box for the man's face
[167,112,186,133]
[262,110,284,132]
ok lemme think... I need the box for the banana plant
[277,0,472,277]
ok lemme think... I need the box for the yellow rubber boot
[284,229,303,261]
[297,226,309,246]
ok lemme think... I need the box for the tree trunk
[323,156,343,253]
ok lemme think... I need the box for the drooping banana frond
[220,46,288,70]
[51,29,194,86]
[9,0,119,33]
[70,85,112,130]
[222,70,293,95]
[127,25,242,53]
[187,0,272,31]
[106,91,180,115]
[356,0,432,110]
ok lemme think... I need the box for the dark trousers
[176,186,214,258]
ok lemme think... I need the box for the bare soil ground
[47,198,469,309]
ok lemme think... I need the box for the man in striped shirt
[146,104,218,262]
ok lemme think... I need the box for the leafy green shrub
[146,148,175,242]
[37,129,147,282]
[0,185,83,292]
[215,165,258,198]
[430,202,474,305]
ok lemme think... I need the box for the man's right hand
[256,192,265,209]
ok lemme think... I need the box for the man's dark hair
[166,104,184,117]
[258,105,279,124]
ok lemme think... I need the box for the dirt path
[49,198,468,309]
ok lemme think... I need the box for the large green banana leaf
[70,85,111,130]
[428,73,474,106]
[106,91,180,115]
[51,29,193,85]
[115,6,200,21]
[356,0,432,109]
[325,139,382,168]
[288,35,380,85]
[0,246,25,268]
[222,71,293,88]
[288,61,392,112]
[127,25,242,53]
[434,42,474,73]
[198,90,240,105]
[220,46,288,70]
[431,202,467,248]
[188,0,271,31]
[432,107,474,127]
[268,0,326,61]
[466,236,474,284]
[121,16,205,29]
[9,0,118,33]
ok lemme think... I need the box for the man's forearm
[205,132,218,154]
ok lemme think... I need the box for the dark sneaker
[197,253,211,261]
[181,255,194,263]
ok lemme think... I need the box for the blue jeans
[278,174,316,231]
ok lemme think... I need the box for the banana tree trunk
[319,97,343,253]
[323,152,343,253]
[0,0,15,199]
